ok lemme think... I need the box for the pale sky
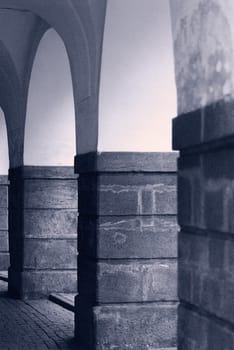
[0,0,177,172]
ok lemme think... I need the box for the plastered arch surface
[0,0,107,162]
[0,38,23,168]
[0,108,9,174]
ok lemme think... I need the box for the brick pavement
[0,285,80,350]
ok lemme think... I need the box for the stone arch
[0,108,9,278]
[0,40,22,168]
[24,28,76,166]
[0,108,9,174]
[0,0,107,155]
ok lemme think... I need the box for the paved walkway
[0,282,80,350]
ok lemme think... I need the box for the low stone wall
[8,166,78,298]
[0,176,9,273]
[75,152,178,350]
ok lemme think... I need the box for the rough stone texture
[75,152,178,350]
[0,176,9,273]
[8,166,78,298]
[77,301,178,350]
[170,0,234,115]
[173,102,234,347]
[79,216,178,259]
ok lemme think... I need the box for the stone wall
[174,102,234,349]
[75,152,178,350]
[8,166,78,298]
[0,176,9,273]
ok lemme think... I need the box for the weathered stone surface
[76,152,178,348]
[79,259,177,303]
[79,182,177,216]
[173,109,202,150]
[8,166,78,297]
[155,185,177,215]
[17,270,77,298]
[0,232,9,251]
[77,301,178,350]
[75,152,178,173]
[24,179,77,209]
[24,209,77,238]
[0,209,8,231]
[179,303,234,350]
[22,166,77,179]
[96,260,177,303]
[0,186,8,208]
[79,216,178,259]
[24,239,77,269]
[0,176,8,185]
[0,253,9,270]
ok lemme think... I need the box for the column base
[8,268,77,299]
[75,295,178,350]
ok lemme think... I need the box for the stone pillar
[75,152,178,350]
[8,166,78,299]
[170,0,234,348]
[0,176,9,273]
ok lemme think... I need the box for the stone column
[170,0,234,348]
[0,176,9,274]
[75,152,178,350]
[8,166,78,299]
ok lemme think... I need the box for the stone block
[173,109,202,150]
[203,148,234,180]
[75,152,178,173]
[0,186,8,208]
[79,216,178,259]
[0,208,8,230]
[177,176,192,226]
[179,231,209,267]
[24,209,77,238]
[219,280,234,324]
[24,179,78,209]
[98,188,139,215]
[141,189,154,214]
[178,304,208,350]
[155,185,177,215]
[77,301,178,350]
[79,259,177,303]
[203,100,234,144]
[178,266,192,302]
[0,231,9,251]
[24,239,77,269]
[204,189,224,230]
[0,253,9,270]
[200,277,222,316]
[98,173,177,187]
[209,237,225,270]
[11,270,77,298]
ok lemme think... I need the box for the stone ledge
[0,176,9,185]
[75,152,178,173]
[173,100,234,151]
[9,166,78,179]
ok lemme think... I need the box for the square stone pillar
[8,166,78,299]
[173,101,234,349]
[75,152,178,349]
[0,176,9,273]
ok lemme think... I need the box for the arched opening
[24,28,75,166]
[0,108,10,294]
[22,28,77,301]
[99,0,177,152]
